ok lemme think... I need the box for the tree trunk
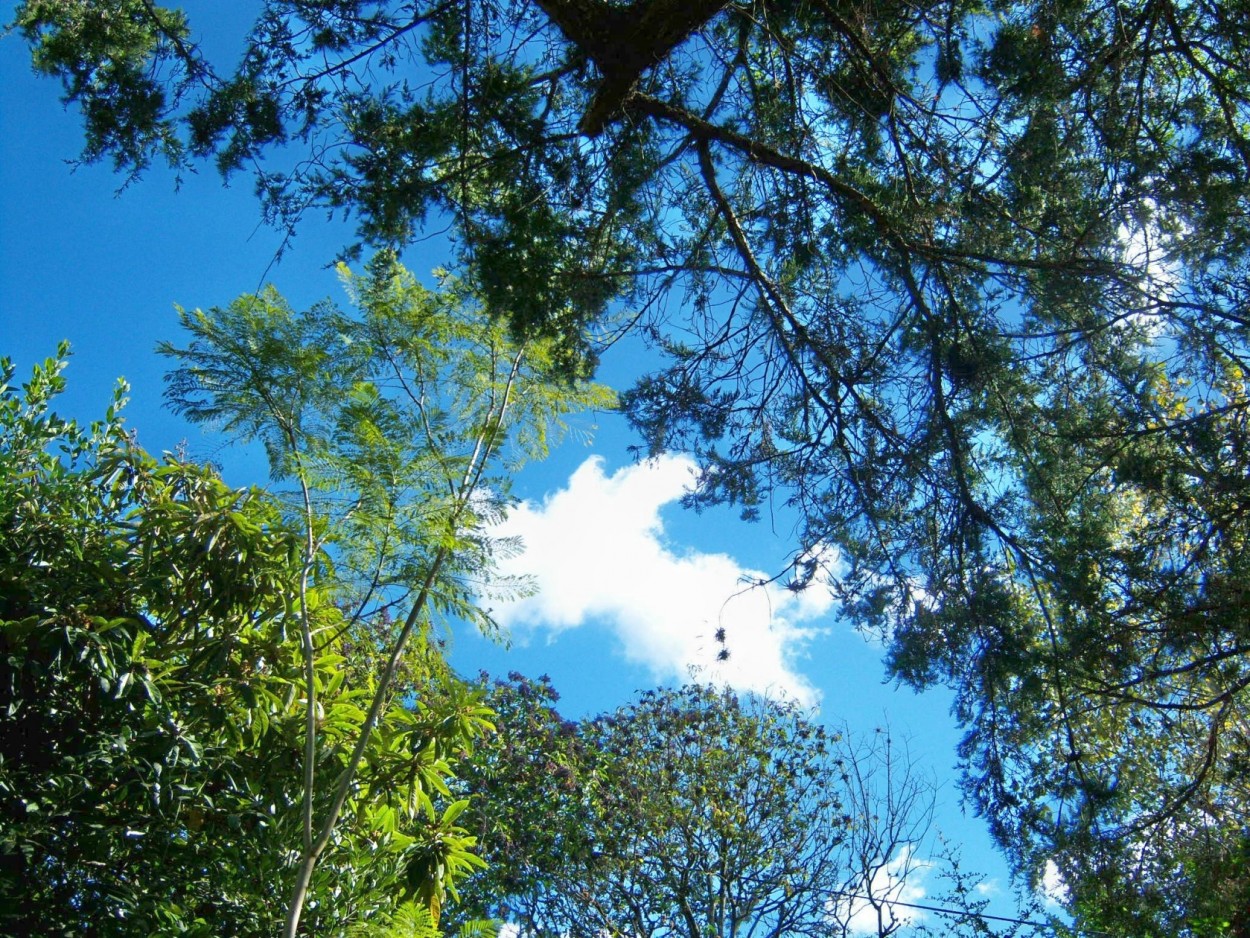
[533,0,732,135]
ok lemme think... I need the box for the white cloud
[1116,195,1188,334]
[489,455,832,706]
[836,845,932,936]
[1039,859,1069,907]
[974,879,1000,897]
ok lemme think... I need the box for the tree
[14,1,1250,928]
[440,673,599,936]
[0,350,488,936]
[158,253,613,935]
[450,679,1037,938]
[2,255,610,933]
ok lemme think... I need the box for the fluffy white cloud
[1040,859,1069,907]
[836,846,932,936]
[489,455,832,706]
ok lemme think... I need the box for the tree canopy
[449,678,1031,938]
[13,0,1250,931]
[0,350,483,935]
[1,255,612,934]
[158,253,612,934]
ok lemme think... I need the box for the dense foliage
[0,351,484,935]
[13,0,1250,930]
[449,678,1036,938]
[1,255,611,933]
[158,254,612,934]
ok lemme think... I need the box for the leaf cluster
[448,679,1028,938]
[159,252,614,645]
[0,346,521,934]
[153,253,612,933]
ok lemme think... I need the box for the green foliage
[443,673,597,932]
[352,901,499,938]
[450,679,1032,938]
[0,317,596,931]
[157,254,612,933]
[15,0,1250,928]
[0,352,417,934]
[15,0,195,175]
[160,253,613,638]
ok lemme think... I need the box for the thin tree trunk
[281,349,526,937]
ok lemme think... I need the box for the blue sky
[0,10,1052,926]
